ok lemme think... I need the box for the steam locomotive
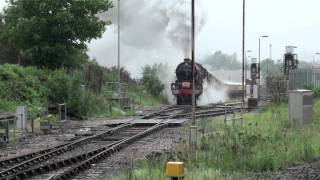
[171,58,243,105]
[171,58,211,105]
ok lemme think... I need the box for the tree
[0,0,113,69]
[141,64,165,97]
[201,51,241,70]
[260,58,312,77]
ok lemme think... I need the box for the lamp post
[313,52,320,65]
[241,0,246,103]
[117,0,121,102]
[190,0,197,150]
[258,35,268,100]
[258,35,269,78]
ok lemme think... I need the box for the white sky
[198,0,320,62]
[1,0,320,72]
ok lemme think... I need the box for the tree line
[0,0,113,69]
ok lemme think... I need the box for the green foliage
[128,84,163,106]
[0,64,105,118]
[0,64,47,111]
[116,100,320,179]
[47,70,75,104]
[202,51,240,70]
[191,103,320,173]
[260,58,283,77]
[0,0,113,69]
[0,98,17,112]
[141,64,165,98]
[313,88,320,98]
[303,85,320,98]
[0,64,164,119]
[260,58,313,78]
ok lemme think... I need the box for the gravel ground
[0,134,76,161]
[71,127,182,180]
[0,117,128,161]
[266,159,320,180]
[0,105,183,180]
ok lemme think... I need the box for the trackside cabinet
[166,162,184,180]
[289,89,313,126]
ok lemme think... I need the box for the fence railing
[217,102,243,127]
[289,67,320,90]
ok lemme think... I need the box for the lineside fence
[218,102,244,127]
[289,67,320,90]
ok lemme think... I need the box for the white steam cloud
[155,64,176,104]
[90,0,207,77]
[198,81,227,106]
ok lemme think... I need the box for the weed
[114,100,320,179]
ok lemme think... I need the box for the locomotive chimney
[184,58,191,62]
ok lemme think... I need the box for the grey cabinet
[289,89,313,126]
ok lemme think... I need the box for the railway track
[0,103,242,180]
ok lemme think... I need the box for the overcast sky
[1,0,320,76]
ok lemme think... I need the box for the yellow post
[165,162,184,180]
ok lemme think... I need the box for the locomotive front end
[171,58,202,105]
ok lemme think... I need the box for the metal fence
[289,67,320,90]
[218,102,243,127]
[105,82,132,109]
[105,82,129,99]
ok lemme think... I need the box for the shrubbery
[141,64,165,98]
[0,63,167,119]
[0,64,108,119]
[0,64,47,113]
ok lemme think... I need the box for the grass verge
[115,100,320,179]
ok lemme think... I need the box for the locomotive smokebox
[184,58,191,62]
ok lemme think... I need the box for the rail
[0,104,242,180]
[0,106,178,178]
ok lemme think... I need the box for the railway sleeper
[54,125,166,179]
[2,119,170,179]
[0,145,113,179]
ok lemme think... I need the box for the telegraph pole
[117,0,121,103]
[190,0,197,150]
[242,0,246,103]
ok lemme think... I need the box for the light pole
[117,0,121,102]
[245,50,252,87]
[313,52,320,65]
[258,35,269,78]
[258,35,268,100]
[190,0,197,150]
[241,0,246,103]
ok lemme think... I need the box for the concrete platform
[104,118,189,127]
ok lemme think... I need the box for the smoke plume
[90,0,207,77]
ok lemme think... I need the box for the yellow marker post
[165,162,184,180]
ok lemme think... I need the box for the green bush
[0,64,108,119]
[0,64,47,115]
[141,64,165,98]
